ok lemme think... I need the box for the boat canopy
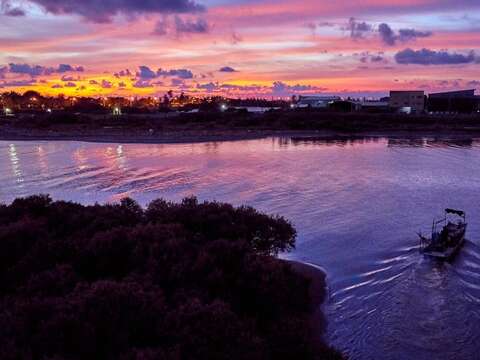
[445,208,465,217]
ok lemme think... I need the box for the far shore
[2,128,480,144]
[2,110,480,144]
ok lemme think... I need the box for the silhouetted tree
[0,195,342,360]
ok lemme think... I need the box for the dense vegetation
[0,195,342,360]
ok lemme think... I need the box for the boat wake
[327,240,480,360]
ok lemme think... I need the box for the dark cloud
[378,23,396,45]
[153,15,209,36]
[51,83,63,88]
[306,22,317,34]
[170,78,186,86]
[194,81,326,95]
[195,82,258,92]
[137,66,194,80]
[379,23,432,45]
[89,80,99,85]
[158,68,193,79]
[3,7,25,16]
[1,79,37,87]
[370,55,385,62]
[101,79,113,88]
[196,82,217,92]
[133,79,153,88]
[7,63,84,77]
[395,48,476,65]
[318,21,335,27]
[61,75,78,81]
[153,20,169,35]
[345,17,372,39]
[57,64,84,73]
[118,81,127,88]
[27,0,204,23]
[174,16,209,33]
[272,81,327,95]
[64,81,76,87]
[114,69,132,78]
[8,63,45,76]
[358,51,387,64]
[221,83,263,92]
[219,66,236,73]
[231,32,242,44]
[0,1,25,16]
[138,66,157,79]
[0,66,7,79]
[398,28,432,42]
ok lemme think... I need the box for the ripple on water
[327,241,480,360]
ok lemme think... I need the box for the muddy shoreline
[2,127,480,144]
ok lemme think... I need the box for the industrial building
[428,89,479,113]
[329,100,390,113]
[296,95,341,108]
[292,89,480,115]
[389,91,425,114]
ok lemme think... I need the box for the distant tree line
[0,91,290,115]
[0,195,342,360]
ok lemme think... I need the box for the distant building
[329,100,360,112]
[330,99,390,113]
[389,91,425,113]
[359,100,390,113]
[428,89,479,113]
[296,95,341,108]
[233,106,281,113]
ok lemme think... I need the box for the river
[1,136,480,359]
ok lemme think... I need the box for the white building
[295,95,341,108]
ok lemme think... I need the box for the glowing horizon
[1,0,479,98]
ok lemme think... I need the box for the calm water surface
[2,136,480,359]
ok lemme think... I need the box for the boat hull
[422,237,465,261]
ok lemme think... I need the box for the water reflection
[290,135,480,149]
[290,135,382,147]
[1,136,480,360]
[388,138,477,148]
[9,144,24,186]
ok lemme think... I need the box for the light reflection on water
[1,136,480,359]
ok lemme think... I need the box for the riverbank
[287,260,344,358]
[2,126,480,145]
[2,110,480,144]
[288,260,328,310]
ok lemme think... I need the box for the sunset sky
[1,0,479,98]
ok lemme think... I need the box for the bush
[0,195,342,360]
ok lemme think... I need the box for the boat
[418,208,467,261]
